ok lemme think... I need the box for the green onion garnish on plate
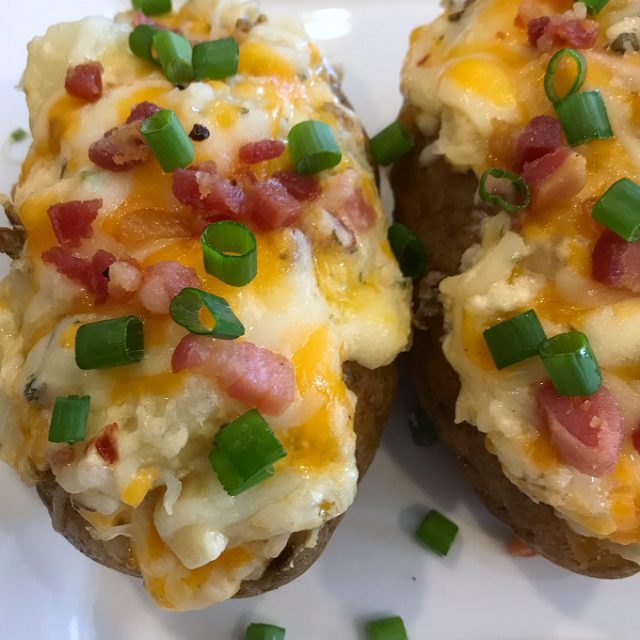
[366,616,408,640]
[582,0,609,14]
[170,288,244,339]
[140,109,195,172]
[49,396,90,444]
[388,222,427,280]
[483,310,546,370]
[245,623,286,640]
[153,30,193,85]
[201,221,257,286]
[75,316,145,370]
[287,120,342,175]
[591,178,640,241]
[209,409,287,496]
[129,25,161,65]
[371,121,415,166]
[544,48,586,105]
[409,407,437,447]
[10,128,27,143]
[132,0,172,16]
[193,38,239,80]
[479,168,531,213]
[416,509,459,557]
[539,332,602,396]
[554,91,613,146]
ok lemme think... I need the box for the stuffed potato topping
[0,0,411,609]
[394,0,640,576]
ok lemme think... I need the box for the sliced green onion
[140,109,195,172]
[132,0,172,15]
[483,310,546,370]
[544,48,587,105]
[416,509,459,557]
[245,623,286,640]
[193,38,239,80]
[371,121,415,166]
[170,288,244,339]
[201,221,257,286]
[540,332,602,396]
[209,409,287,496]
[49,396,90,444]
[287,120,342,175]
[388,222,427,280]
[153,30,193,85]
[479,168,531,213]
[129,25,161,65]
[554,90,613,146]
[366,617,408,640]
[583,0,609,13]
[10,128,27,143]
[75,316,145,370]
[591,178,640,241]
[409,407,437,447]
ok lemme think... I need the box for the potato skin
[391,123,639,578]
[37,361,397,595]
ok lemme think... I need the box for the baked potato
[393,0,640,577]
[0,0,411,610]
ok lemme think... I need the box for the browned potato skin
[391,118,639,578]
[36,361,397,595]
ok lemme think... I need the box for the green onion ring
[479,168,531,213]
[544,48,587,105]
[201,221,257,287]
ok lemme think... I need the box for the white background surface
[0,1,638,639]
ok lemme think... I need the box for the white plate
[0,2,637,639]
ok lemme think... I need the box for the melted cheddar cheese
[403,0,640,564]
[0,0,411,610]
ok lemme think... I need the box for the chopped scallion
[591,178,640,241]
[366,617,408,640]
[10,128,27,143]
[140,109,195,172]
[170,288,244,339]
[75,316,145,370]
[544,48,587,105]
[416,509,459,557]
[49,396,90,444]
[483,310,546,370]
[153,30,193,85]
[582,0,609,13]
[193,38,239,80]
[479,168,531,213]
[287,120,342,175]
[371,121,414,166]
[129,25,161,65]
[201,221,257,286]
[539,332,602,396]
[132,0,172,16]
[388,223,427,280]
[245,623,286,640]
[554,90,613,146]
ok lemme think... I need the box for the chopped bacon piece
[47,199,102,247]
[89,423,119,465]
[508,537,537,558]
[138,261,201,314]
[107,260,142,300]
[244,178,303,230]
[65,62,104,103]
[592,230,640,293]
[126,101,162,124]
[273,170,321,202]
[319,170,376,232]
[172,335,296,416]
[528,16,551,47]
[42,246,92,287]
[555,19,598,49]
[514,116,562,170]
[633,426,640,455]
[537,382,624,477]
[239,140,286,164]
[522,147,586,207]
[89,122,150,172]
[91,250,117,305]
[172,162,246,215]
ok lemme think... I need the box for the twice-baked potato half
[0,0,411,610]
[393,0,640,577]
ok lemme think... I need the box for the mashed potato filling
[403,0,640,560]
[0,0,411,609]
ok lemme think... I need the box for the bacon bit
[244,178,303,230]
[91,250,117,305]
[515,0,550,26]
[42,246,92,287]
[239,139,286,164]
[91,423,119,465]
[522,147,586,207]
[555,19,598,49]
[320,170,376,232]
[47,199,102,247]
[592,230,640,293]
[126,101,162,124]
[508,537,537,557]
[172,162,246,215]
[528,16,551,47]
[65,62,104,103]
[537,383,624,477]
[138,261,201,314]
[633,427,640,454]
[172,334,296,416]
[89,122,150,172]
[107,260,142,300]
[514,116,563,170]
[272,170,321,202]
